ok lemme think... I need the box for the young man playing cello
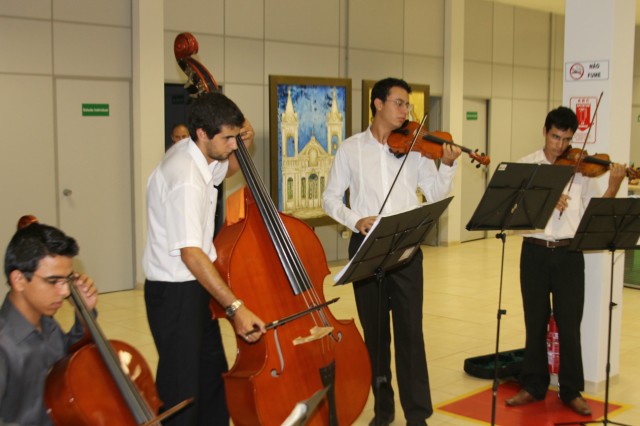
[0,222,98,425]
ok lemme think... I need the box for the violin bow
[378,113,429,215]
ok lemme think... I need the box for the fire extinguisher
[547,312,560,374]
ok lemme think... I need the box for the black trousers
[349,233,432,423]
[145,280,229,426]
[519,241,585,403]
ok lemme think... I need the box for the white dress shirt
[322,128,457,232]
[518,149,597,241]
[143,139,228,282]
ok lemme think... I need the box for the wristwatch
[225,299,243,318]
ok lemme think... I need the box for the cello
[15,216,192,425]
[174,33,371,425]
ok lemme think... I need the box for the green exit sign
[466,111,478,120]
[82,103,109,116]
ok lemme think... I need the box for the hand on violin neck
[603,162,626,198]
[441,142,462,166]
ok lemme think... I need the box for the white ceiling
[483,0,640,24]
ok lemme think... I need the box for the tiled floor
[55,236,640,425]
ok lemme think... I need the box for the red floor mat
[437,381,624,425]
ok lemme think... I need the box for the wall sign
[82,103,109,116]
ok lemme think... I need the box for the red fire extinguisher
[547,313,560,374]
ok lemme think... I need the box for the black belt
[523,237,572,248]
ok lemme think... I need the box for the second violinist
[323,77,461,426]
[506,106,625,417]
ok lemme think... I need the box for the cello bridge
[293,326,334,346]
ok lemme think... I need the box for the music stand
[555,197,640,426]
[335,197,453,285]
[334,197,452,422]
[465,162,574,426]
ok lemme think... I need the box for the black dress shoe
[505,389,536,406]
[369,415,394,426]
[566,396,592,416]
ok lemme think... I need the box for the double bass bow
[174,33,371,425]
[17,216,192,425]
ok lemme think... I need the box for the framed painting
[269,75,352,227]
[361,79,430,131]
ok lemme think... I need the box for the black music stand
[556,197,640,426]
[335,197,453,285]
[465,162,574,426]
[334,197,452,423]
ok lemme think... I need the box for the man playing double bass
[0,222,98,425]
[143,92,266,426]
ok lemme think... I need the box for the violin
[387,120,490,167]
[555,147,639,179]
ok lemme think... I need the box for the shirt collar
[0,297,57,343]
[186,138,220,183]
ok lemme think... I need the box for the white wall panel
[488,98,513,174]
[464,61,492,99]
[491,64,513,98]
[492,2,514,65]
[164,0,224,34]
[550,68,563,104]
[512,66,549,100]
[53,23,131,78]
[0,0,50,19]
[348,0,404,52]
[0,18,52,74]
[53,0,131,26]
[464,0,493,62]
[511,99,548,161]
[404,55,444,95]
[513,8,550,68]
[264,42,340,79]
[265,0,340,45]
[0,75,57,283]
[225,0,264,39]
[347,49,403,89]
[404,0,445,57]
[551,15,565,71]
[635,29,640,83]
[225,38,264,85]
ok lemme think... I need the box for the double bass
[17,215,192,425]
[174,33,371,425]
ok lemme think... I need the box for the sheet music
[333,203,427,283]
